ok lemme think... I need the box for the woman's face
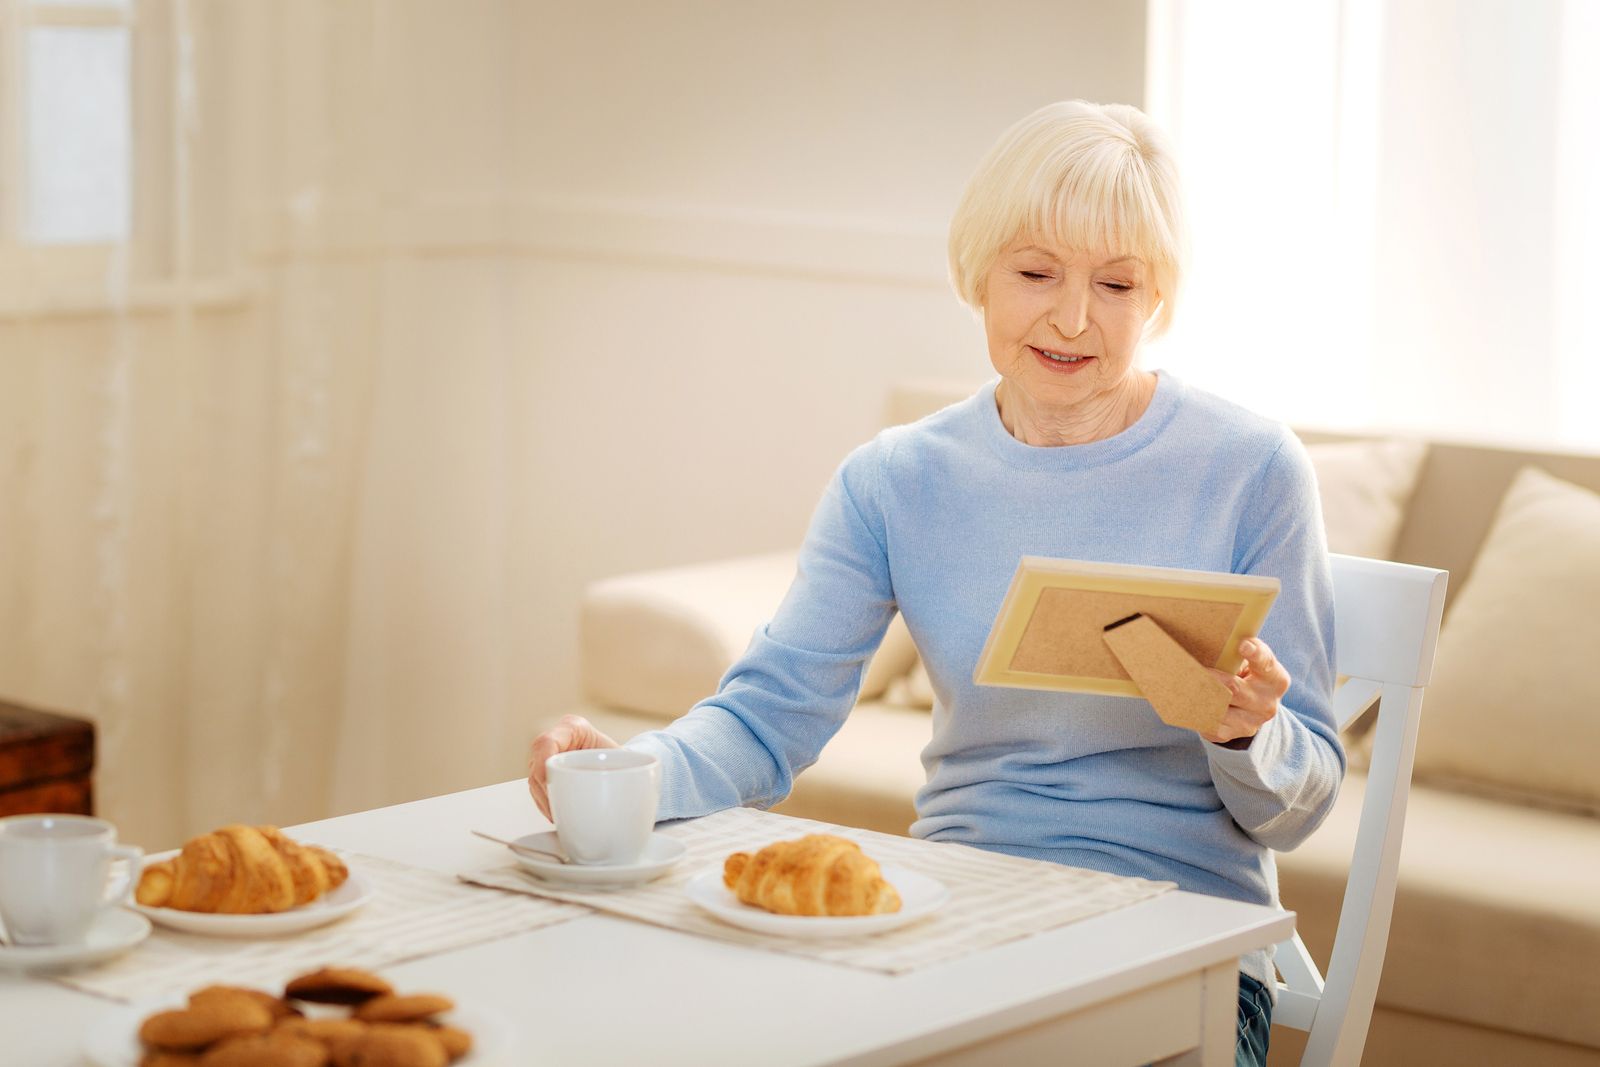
[981,236,1157,410]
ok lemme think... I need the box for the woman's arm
[1205,434,1345,852]
[624,437,899,821]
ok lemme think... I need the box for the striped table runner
[460,806,1175,976]
[56,852,587,1003]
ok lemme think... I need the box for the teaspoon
[470,829,571,864]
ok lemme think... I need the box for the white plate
[131,851,372,937]
[685,864,949,939]
[83,1000,510,1067]
[0,907,151,972]
[509,831,686,889]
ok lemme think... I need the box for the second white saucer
[509,831,686,889]
[0,907,151,972]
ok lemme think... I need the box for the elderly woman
[528,100,1342,1067]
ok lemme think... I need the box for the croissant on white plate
[722,834,901,917]
[135,824,348,914]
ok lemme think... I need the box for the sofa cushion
[772,699,927,835]
[1304,438,1429,559]
[1411,467,1600,814]
[1277,771,1600,1049]
[885,654,935,710]
[1271,1006,1600,1067]
[581,552,918,721]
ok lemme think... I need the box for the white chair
[1272,553,1448,1067]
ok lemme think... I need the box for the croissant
[136,824,349,914]
[723,834,901,917]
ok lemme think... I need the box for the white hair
[947,100,1187,338]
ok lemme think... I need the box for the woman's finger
[527,715,620,820]
[1201,684,1280,739]
[1240,638,1291,695]
[1204,649,1285,743]
[528,780,552,821]
[530,714,611,767]
[525,722,577,817]
[1211,699,1279,743]
[529,722,577,768]
[1208,667,1243,693]
[526,749,556,820]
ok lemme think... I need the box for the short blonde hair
[948,100,1186,338]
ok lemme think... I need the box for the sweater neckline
[976,370,1184,470]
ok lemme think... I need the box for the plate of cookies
[131,824,373,937]
[687,833,950,939]
[82,965,508,1067]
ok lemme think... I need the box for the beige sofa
[558,382,1600,1067]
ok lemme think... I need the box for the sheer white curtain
[0,0,529,848]
[1145,0,1600,449]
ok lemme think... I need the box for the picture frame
[973,557,1280,697]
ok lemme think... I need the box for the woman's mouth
[1031,346,1094,373]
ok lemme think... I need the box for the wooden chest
[0,699,95,817]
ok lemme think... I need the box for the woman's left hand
[1204,637,1291,747]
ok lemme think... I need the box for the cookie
[274,1017,369,1048]
[331,1024,448,1067]
[198,1032,329,1067]
[284,967,394,1005]
[353,993,455,1023]
[139,1000,274,1051]
[190,985,301,1022]
[140,1053,203,1067]
[423,1024,473,1061]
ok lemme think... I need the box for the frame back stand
[1101,612,1232,733]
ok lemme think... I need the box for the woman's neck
[996,371,1157,447]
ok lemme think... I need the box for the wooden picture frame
[973,557,1279,698]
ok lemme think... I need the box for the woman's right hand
[526,714,620,821]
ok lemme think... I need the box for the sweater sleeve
[624,438,898,820]
[1205,434,1345,851]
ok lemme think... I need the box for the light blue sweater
[626,373,1344,990]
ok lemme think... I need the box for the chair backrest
[1273,553,1448,1067]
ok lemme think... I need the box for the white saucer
[685,864,950,939]
[0,908,151,972]
[509,831,687,889]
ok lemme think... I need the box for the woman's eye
[1101,281,1133,292]
[1020,271,1051,280]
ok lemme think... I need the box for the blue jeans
[1236,972,1273,1067]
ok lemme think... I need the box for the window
[0,0,136,303]
[1146,0,1600,449]
[1143,0,1382,432]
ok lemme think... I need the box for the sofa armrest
[580,551,917,722]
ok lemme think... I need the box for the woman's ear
[1141,296,1167,339]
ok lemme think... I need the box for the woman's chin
[1019,365,1102,400]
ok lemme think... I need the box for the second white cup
[546,749,661,866]
[0,814,142,946]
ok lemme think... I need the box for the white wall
[355,0,1148,811]
[0,0,1149,843]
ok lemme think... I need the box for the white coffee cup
[546,749,661,866]
[0,814,143,947]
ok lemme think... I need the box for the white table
[1,781,1294,1066]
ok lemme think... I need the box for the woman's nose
[1049,283,1089,339]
